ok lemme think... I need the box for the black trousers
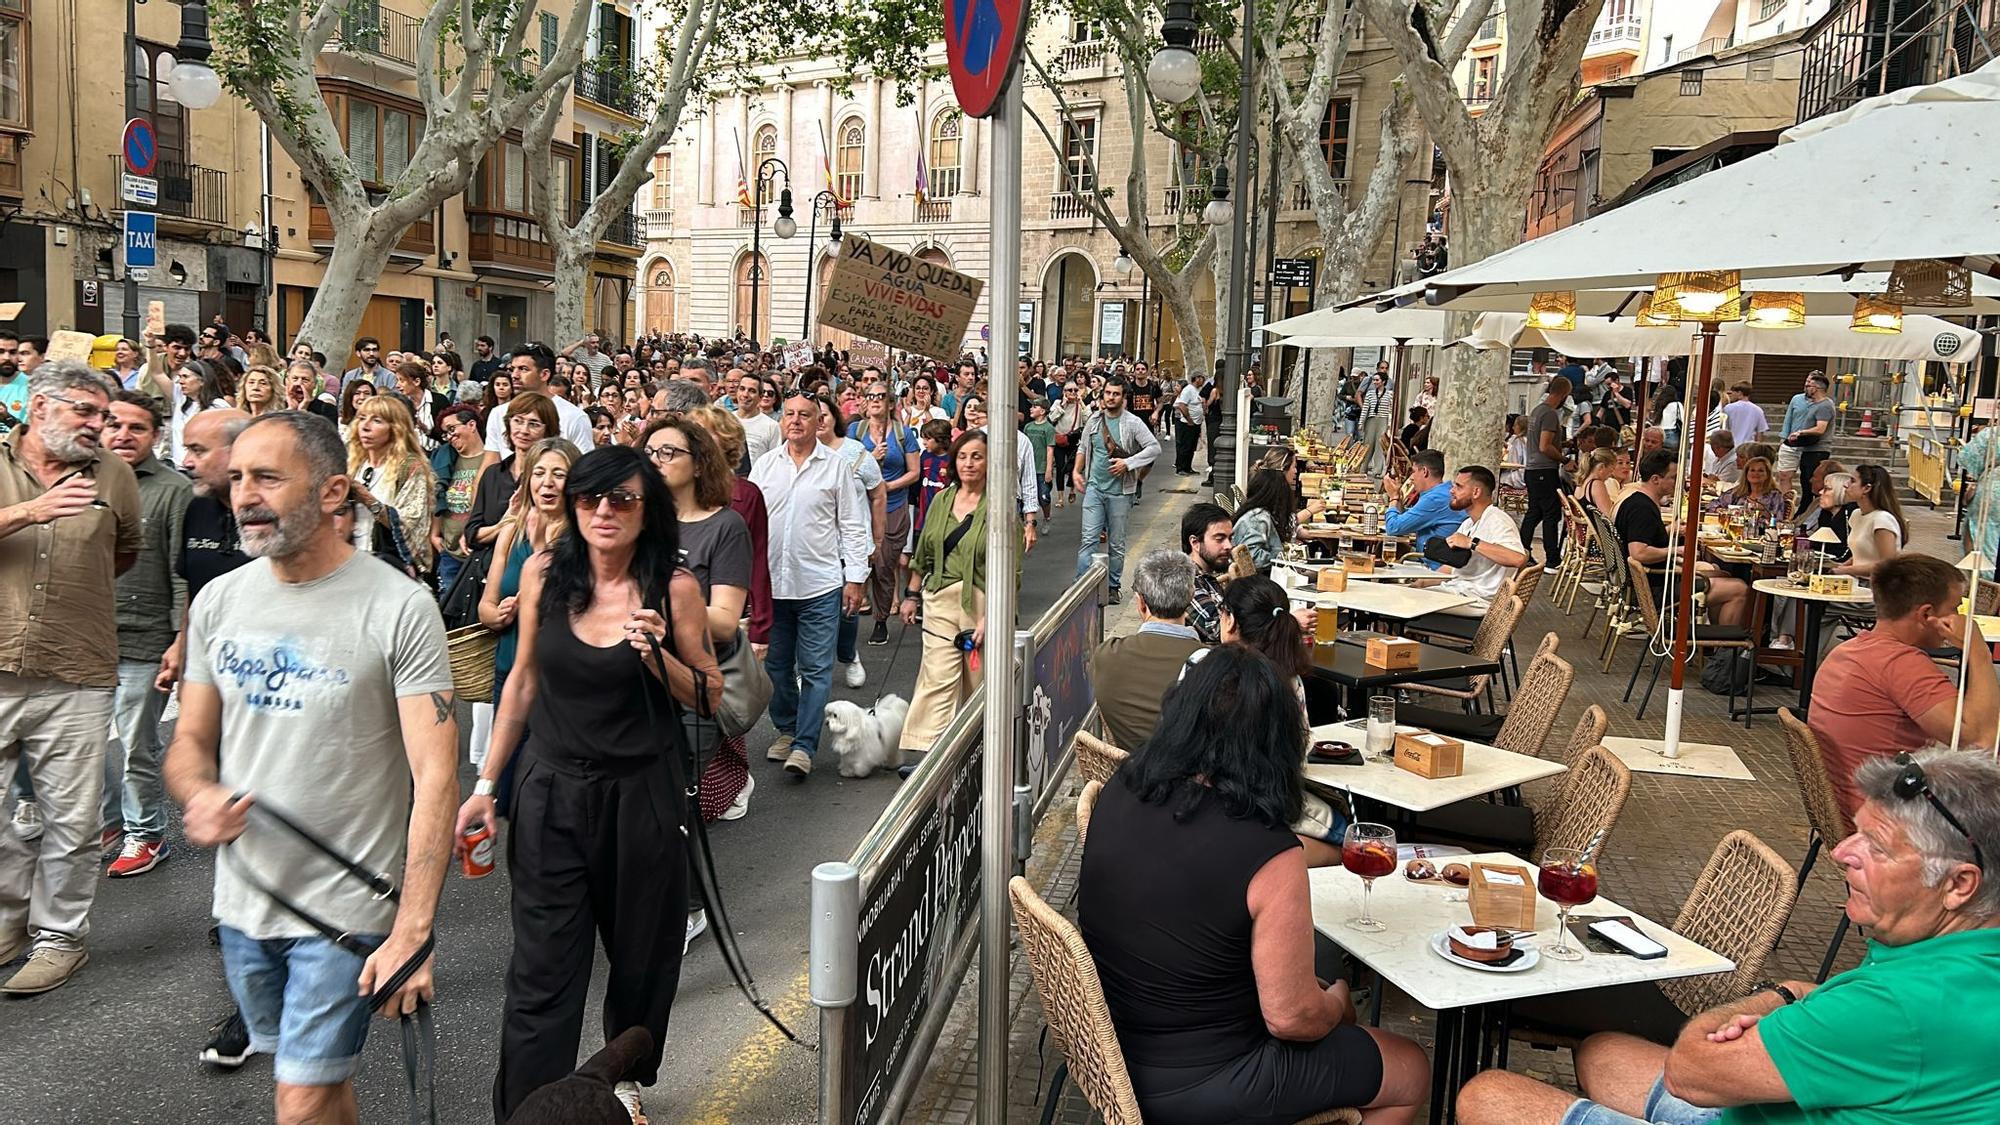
[493,749,690,1121]
[1520,467,1565,565]
[1174,420,1202,473]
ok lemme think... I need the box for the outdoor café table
[1309,852,1734,1125]
[1751,577,1874,715]
[1304,721,1565,814]
[1305,635,1500,717]
[1295,584,1477,622]
[1278,559,1440,583]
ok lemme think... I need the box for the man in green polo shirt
[1456,747,2000,1125]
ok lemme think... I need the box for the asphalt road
[0,474,1204,1125]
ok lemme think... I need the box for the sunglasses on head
[1891,753,1986,871]
[575,489,643,513]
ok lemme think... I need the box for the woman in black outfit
[1077,646,1429,1125]
[455,445,723,1124]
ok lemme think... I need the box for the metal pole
[802,204,819,341]
[122,0,140,341]
[749,179,764,346]
[976,75,1023,1125]
[809,861,860,1125]
[1262,113,1281,405]
[1220,0,1257,493]
[1663,323,1719,759]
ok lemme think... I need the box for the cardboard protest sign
[818,234,983,361]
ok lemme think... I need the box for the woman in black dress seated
[1077,646,1430,1125]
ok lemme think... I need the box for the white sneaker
[844,659,867,689]
[613,1078,645,1122]
[10,802,41,843]
[721,774,754,821]
[683,909,708,955]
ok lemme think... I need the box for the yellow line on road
[685,969,818,1125]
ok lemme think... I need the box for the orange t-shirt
[1807,629,1958,823]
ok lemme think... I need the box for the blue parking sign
[123,211,157,270]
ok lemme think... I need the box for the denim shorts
[1560,1075,1723,1125]
[219,927,385,1086]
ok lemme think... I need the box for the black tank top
[527,597,681,763]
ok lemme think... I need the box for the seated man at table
[1617,450,1748,626]
[1407,465,1531,620]
[1079,645,1432,1125]
[1182,502,1233,644]
[1702,430,1740,487]
[1456,747,2000,1125]
[1383,450,1461,566]
[1809,553,1998,823]
[1091,549,1206,753]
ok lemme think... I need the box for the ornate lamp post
[746,156,792,345]
[800,190,844,341]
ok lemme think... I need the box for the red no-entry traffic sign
[944,0,1030,119]
[123,118,158,178]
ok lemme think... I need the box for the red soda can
[462,823,495,879]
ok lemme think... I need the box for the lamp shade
[1147,47,1203,105]
[1885,258,1971,308]
[1528,291,1577,331]
[1850,295,1903,334]
[1745,291,1806,329]
[1808,526,1843,545]
[1654,270,1743,322]
[1634,290,1676,328]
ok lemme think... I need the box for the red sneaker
[107,837,169,878]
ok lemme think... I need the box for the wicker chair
[1008,877,1361,1125]
[1077,780,1103,846]
[1658,830,1799,1015]
[1776,707,1858,981]
[1493,640,1575,760]
[1554,492,1605,615]
[1585,506,1637,658]
[1074,731,1131,785]
[1401,593,1523,713]
[1558,705,1609,767]
[1621,556,1755,722]
[1537,746,1633,858]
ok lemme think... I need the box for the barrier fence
[810,557,1109,1124]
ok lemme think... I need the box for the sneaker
[98,826,123,862]
[108,836,169,878]
[721,774,754,821]
[613,1079,646,1123]
[1108,588,1122,605]
[199,1011,256,1069]
[1771,636,1795,651]
[844,659,867,689]
[10,802,41,843]
[765,733,794,763]
[868,620,890,646]
[0,946,88,995]
[683,909,708,955]
[784,748,813,777]
[1543,566,1560,575]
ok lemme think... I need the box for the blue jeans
[1076,488,1133,591]
[837,610,860,664]
[766,589,842,759]
[101,660,168,837]
[219,926,385,1087]
[435,551,464,596]
[1559,1075,1722,1125]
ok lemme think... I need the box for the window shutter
[540,12,558,63]
[348,103,378,182]
[382,110,410,182]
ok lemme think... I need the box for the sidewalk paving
[910,481,1962,1123]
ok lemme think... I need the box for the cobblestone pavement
[910,482,1963,1123]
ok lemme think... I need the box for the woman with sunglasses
[1048,381,1085,510]
[851,381,924,647]
[458,444,720,1124]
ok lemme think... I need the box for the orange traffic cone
[1857,409,1877,437]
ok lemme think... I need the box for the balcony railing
[1056,38,1109,72]
[914,199,953,223]
[574,66,642,115]
[1049,191,1096,220]
[1193,31,1227,54]
[1286,178,1348,212]
[1463,90,1493,108]
[112,156,228,226]
[1675,35,1734,61]
[643,207,674,238]
[1588,14,1644,46]
[336,4,424,68]
[599,210,640,248]
[1163,184,1210,214]
[737,206,760,227]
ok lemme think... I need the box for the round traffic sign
[123,118,158,178]
[945,0,1029,119]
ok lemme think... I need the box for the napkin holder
[1394,731,1465,779]
[1364,636,1419,670]
[1318,566,1349,592]
[1344,553,1377,574]
[1468,863,1539,931]
[1808,573,1856,596]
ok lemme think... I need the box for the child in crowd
[1024,401,1056,526]
[913,419,956,533]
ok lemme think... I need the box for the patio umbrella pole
[1664,322,1722,760]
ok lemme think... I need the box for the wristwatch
[473,777,496,798]
[1755,979,1798,1005]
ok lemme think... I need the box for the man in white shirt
[1413,465,1530,620]
[1172,372,1206,475]
[750,393,872,777]
[1720,381,1769,448]
[484,344,595,455]
[730,367,781,462]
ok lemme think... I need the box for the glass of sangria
[1342,822,1398,932]
[1538,847,1600,962]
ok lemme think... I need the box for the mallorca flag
[914,110,929,206]
[733,129,753,209]
[819,122,849,208]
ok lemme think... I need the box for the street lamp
[745,156,791,346]
[1202,165,1232,228]
[800,190,844,340]
[1147,0,1204,105]
[124,0,219,340]
[1113,250,1133,274]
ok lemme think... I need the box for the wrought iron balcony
[111,156,227,226]
[336,4,424,68]
[574,66,641,116]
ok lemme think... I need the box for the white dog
[822,694,910,778]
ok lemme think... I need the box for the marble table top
[1293,584,1476,620]
[1304,721,1567,813]
[1309,851,1735,1011]
[1751,577,1874,605]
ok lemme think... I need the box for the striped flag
[733,129,753,209]
[914,109,928,206]
[819,122,848,208]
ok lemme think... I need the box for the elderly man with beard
[0,361,143,994]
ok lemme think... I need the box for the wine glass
[1537,847,1599,962]
[1342,823,1398,932]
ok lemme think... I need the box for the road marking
[685,969,817,1124]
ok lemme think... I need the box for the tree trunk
[550,233,595,348]
[1161,278,1211,384]
[292,218,403,356]
[1428,188,1519,470]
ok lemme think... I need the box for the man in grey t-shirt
[1518,376,1571,571]
[166,411,457,1118]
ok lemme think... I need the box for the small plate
[1428,931,1541,973]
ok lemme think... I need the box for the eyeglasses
[646,444,690,464]
[46,393,107,422]
[576,489,644,512]
[865,392,887,401]
[1891,753,1985,871]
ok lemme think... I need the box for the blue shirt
[1383,480,1459,565]
[848,421,921,513]
[1780,392,1812,439]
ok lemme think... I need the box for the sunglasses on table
[1891,753,1986,871]
[575,489,644,513]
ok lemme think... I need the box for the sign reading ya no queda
[818,234,985,361]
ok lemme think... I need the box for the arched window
[928,110,962,198]
[754,123,778,163]
[735,251,771,338]
[836,117,865,203]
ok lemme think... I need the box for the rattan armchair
[1621,557,1755,722]
[1077,780,1103,846]
[1558,705,1609,767]
[1008,877,1361,1125]
[1493,639,1575,760]
[1776,708,1858,981]
[1658,830,1799,1016]
[1074,731,1131,785]
[1537,746,1632,859]
[1401,593,1523,713]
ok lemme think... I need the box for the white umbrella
[1412,272,2000,318]
[1260,303,1456,345]
[1464,311,1984,363]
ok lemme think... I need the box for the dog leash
[222,796,438,1125]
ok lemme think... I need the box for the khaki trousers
[899,582,981,751]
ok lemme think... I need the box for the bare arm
[1662,986,1805,1107]
[703,583,748,645]
[643,571,724,714]
[1246,848,1348,1041]
[1836,529,1900,577]
[358,689,459,1016]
